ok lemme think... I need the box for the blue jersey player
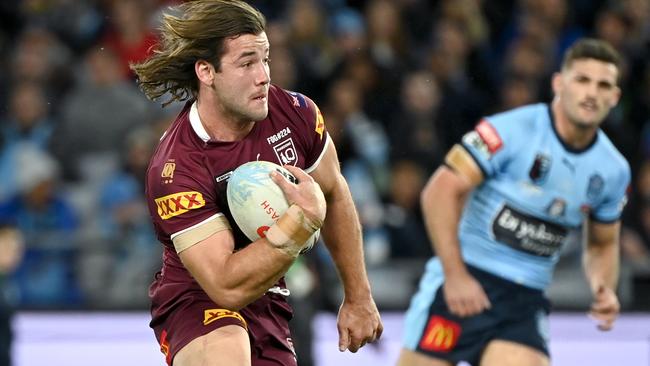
[398,38,630,366]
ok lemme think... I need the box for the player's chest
[499,146,606,223]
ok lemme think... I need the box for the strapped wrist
[266,204,323,257]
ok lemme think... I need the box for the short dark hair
[561,38,621,71]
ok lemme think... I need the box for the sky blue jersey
[454,103,630,290]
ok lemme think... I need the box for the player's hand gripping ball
[226,161,320,253]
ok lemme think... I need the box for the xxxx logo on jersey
[203,309,247,329]
[155,191,205,219]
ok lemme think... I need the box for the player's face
[554,59,620,129]
[213,32,271,123]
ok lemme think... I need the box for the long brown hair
[131,0,266,105]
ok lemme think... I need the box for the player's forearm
[583,239,619,292]
[421,169,468,277]
[320,179,372,301]
[209,239,296,310]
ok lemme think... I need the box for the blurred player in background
[131,1,382,365]
[398,38,629,366]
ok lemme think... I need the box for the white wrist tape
[266,204,323,257]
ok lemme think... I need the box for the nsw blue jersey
[453,103,630,290]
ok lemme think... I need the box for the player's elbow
[205,287,251,311]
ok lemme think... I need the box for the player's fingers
[282,164,312,182]
[597,319,615,331]
[270,170,295,192]
[374,322,384,341]
[338,326,350,352]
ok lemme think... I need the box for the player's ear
[609,85,622,108]
[195,60,214,86]
[551,72,562,95]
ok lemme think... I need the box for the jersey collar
[189,101,211,143]
[547,104,598,154]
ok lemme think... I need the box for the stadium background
[0,0,649,365]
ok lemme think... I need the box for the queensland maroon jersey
[145,85,328,364]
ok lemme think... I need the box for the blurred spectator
[0,146,81,308]
[9,26,74,105]
[0,225,23,366]
[324,77,390,265]
[80,127,160,308]
[383,160,431,259]
[286,0,337,100]
[100,0,159,79]
[387,70,445,169]
[52,45,156,181]
[0,81,54,201]
[18,0,103,52]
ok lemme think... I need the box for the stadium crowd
[0,0,648,315]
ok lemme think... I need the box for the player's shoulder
[594,130,631,176]
[269,85,317,117]
[485,103,547,132]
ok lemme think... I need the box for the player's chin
[249,106,269,121]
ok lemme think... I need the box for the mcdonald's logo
[419,316,461,352]
[159,329,171,365]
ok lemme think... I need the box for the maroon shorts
[150,287,297,366]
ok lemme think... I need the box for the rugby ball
[226,160,319,253]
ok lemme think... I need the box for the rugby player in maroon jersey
[130,1,383,365]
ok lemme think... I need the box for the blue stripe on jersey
[287,91,307,108]
[403,258,445,349]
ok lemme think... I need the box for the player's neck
[195,98,254,142]
[551,100,597,150]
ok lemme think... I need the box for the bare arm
[180,167,326,311]
[180,230,296,310]
[583,219,621,330]
[310,140,383,352]
[422,144,491,317]
[423,145,482,279]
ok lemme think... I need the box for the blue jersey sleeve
[460,107,531,178]
[591,164,631,223]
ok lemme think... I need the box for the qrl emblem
[419,316,461,352]
[273,138,298,166]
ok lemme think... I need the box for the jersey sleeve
[286,91,329,173]
[459,114,523,178]
[147,157,230,252]
[591,164,631,223]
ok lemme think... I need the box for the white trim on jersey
[170,213,226,241]
[189,101,211,143]
[304,133,331,174]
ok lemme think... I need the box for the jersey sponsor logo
[216,171,232,182]
[315,107,325,140]
[529,153,551,184]
[546,198,566,217]
[475,119,503,154]
[586,174,604,201]
[273,138,298,166]
[203,308,247,328]
[161,161,176,184]
[419,316,461,352]
[155,191,205,220]
[462,130,489,159]
[266,127,292,144]
[492,205,567,257]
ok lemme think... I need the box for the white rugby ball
[226,160,319,253]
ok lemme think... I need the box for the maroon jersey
[145,85,328,365]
